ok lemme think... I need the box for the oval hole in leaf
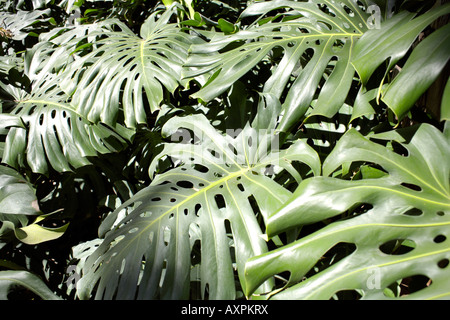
[403,208,423,216]
[128,227,139,234]
[399,275,432,296]
[379,239,416,255]
[330,289,362,300]
[320,242,357,266]
[400,183,422,192]
[193,164,209,173]
[433,235,446,244]
[177,180,194,189]
[438,259,449,269]
[214,194,226,209]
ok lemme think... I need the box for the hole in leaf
[272,270,291,291]
[208,148,220,159]
[400,183,422,192]
[341,4,354,17]
[151,197,161,202]
[379,239,416,255]
[237,183,245,192]
[391,141,409,157]
[433,235,446,243]
[264,164,275,176]
[128,227,139,233]
[248,195,259,214]
[330,290,362,300]
[203,283,210,300]
[228,143,238,156]
[163,227,171,246]
[177,180,194,189]
[319,242,357,267]
[191,239,201,265]
[148,231,154,242]
[436,211,445,216]
[184,209,189,216]
[438,259,449,269]
[248,136,253,147]
[214,194,226,209]
[348,203,373,217]
[193,164,209,173]
[399,275,432,296]
[403,208,423,216]
[195,204,201,217]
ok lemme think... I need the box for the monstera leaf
[185,0,372,132]
[75,113,320,299]
[0,72,128,173]
[58,5,193,128]
[352,3,450,119]
[244,124,450,299]
[0,9,51,41]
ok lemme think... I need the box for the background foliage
[0,0,449,300]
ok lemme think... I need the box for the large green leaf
[0,74,128,173]
[381,22,450,119]
[0,9,51,41]
[58,5,193,128]
[76,114,320,299]
[352,3,450,86]
[351,2,450,117]
[244,124,450,299]
[185,0,372,131]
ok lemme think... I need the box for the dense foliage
[0,0,449,300]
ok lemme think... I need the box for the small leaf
[15,221,69,245]
[218,18,237,34]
